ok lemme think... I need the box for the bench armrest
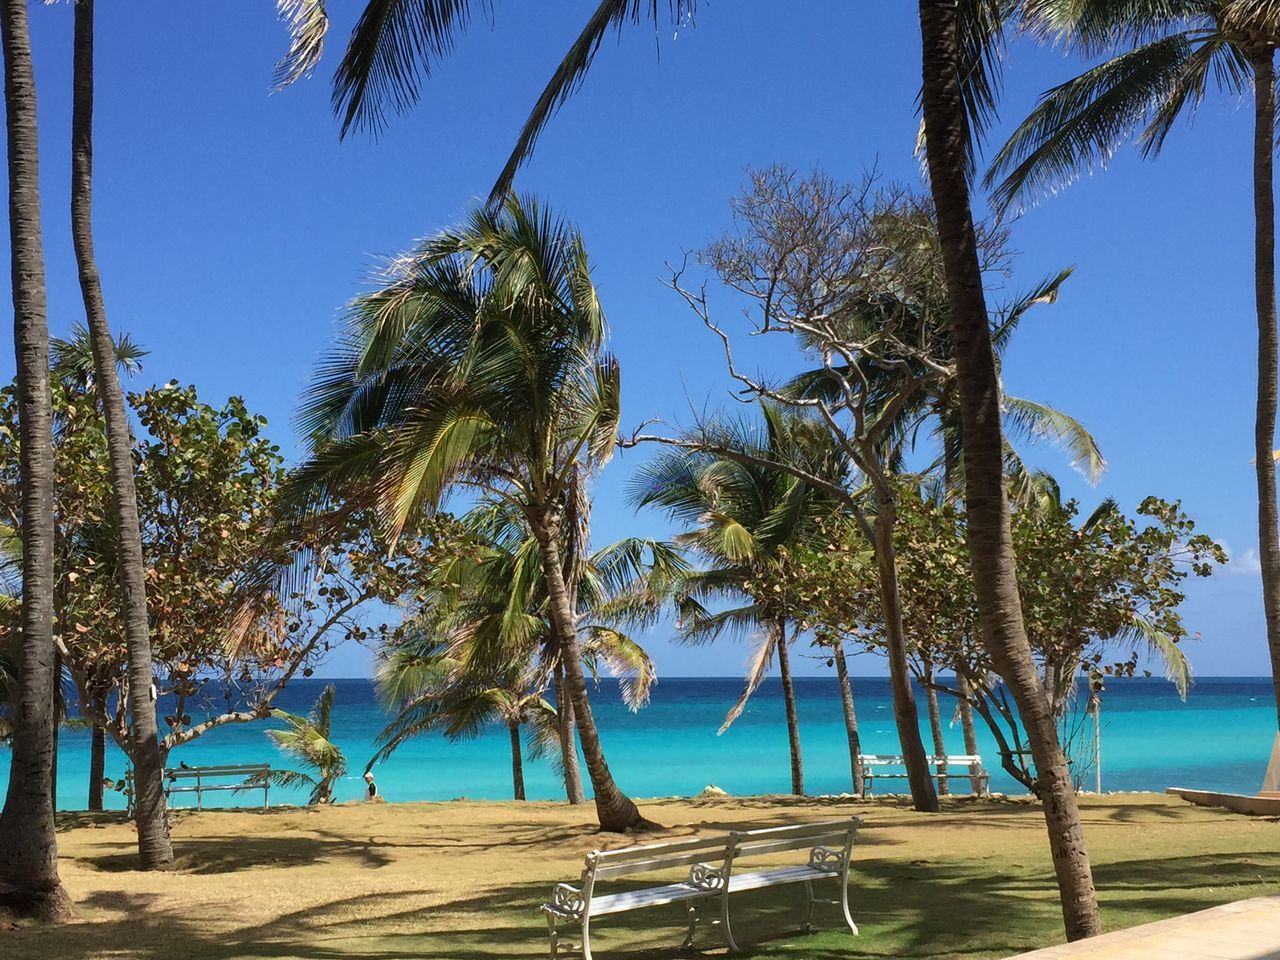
[549,882,586,917]
[809,846,847,873]
[688,861,730,892]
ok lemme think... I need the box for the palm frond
[986,33,1198,212]
[718,628,777,734]
[1003,395,1106,484]
[274,0,331,89]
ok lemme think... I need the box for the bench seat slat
[727,865,835,893]
[587,882,707,915]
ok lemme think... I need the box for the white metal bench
[859,754,989,797]
[540,817,860,958]
[165,763,271,810]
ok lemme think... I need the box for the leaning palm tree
[987,0,1280,738]
[633,402,850,797]
[68,0,172,869]
[917,0,1101,939]
[288,194,649,832]
[0,0,72,920]
[255,684,348,805]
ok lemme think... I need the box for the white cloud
[1222,545,1262,577]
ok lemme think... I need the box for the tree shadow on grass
[10,826,1278,960]
[80,833,396,874]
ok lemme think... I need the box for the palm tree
[0,0,72,920]
[288,195,649,832]
[986,0,1280,736]
[369,635,556,801]
[633,402,850,796]
[68,0,172,868]
[255,684,347,805]
[916,0,1101,939]
[377,498,673,801]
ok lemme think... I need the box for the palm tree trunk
[832,641,864,796]
[49,652,59,809]
[0,0,71,920]
[924,663,949,796]
[955,669,984,794]
[774,620,804,796]
[1250,48,1280,733]
[872,493,939,812]
[554,662,585,804]
[88,712,105,812]
[71,0,172,870]
[917,0,1100,940]
[533,516,649,832]
[508,721,526,801]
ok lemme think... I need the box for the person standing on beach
[363,772,379,802]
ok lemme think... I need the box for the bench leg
[545,911,559,959]
[719,892,740,954]
[682,900,700,949]
[840,869,858,936]
[580,916,594,960]
[803,879,816,933]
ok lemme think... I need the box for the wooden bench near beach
[859,753,990,797]
[540,817,859,959]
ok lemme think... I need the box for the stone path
[1008,897,1280,960]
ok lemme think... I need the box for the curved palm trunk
[917,0,1100,940]
[832,642,864,795]
[774,620,804,796]
[873,495,939,811]
[924,663,949,796]
[88,712,105,812]
[955,669,984,795]
[1250,49,1280,733]
[0,0,71,919]
[508,722,526,801]
[554,662,585,804]
[71,0,172,869]
[533,517,649,832]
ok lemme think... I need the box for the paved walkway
[1009,896,1280,960]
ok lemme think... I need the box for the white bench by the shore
[859,754,989,797]
[539,817,860,959]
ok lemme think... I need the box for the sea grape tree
[760,484,1225,790]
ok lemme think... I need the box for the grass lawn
[1,793,1276,959]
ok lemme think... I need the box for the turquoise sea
[4,676,1276,810]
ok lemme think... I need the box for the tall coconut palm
[0,0,72,920]
[987,0,1280,734]
[633,402,850,796]
[917,0,1101,940]
[70,0,172,868]
[288,195,649,832]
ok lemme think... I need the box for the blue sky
[0,2,1269,680]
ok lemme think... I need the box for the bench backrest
[165,764,269,782]
[585,818,859,882]
[731,818,859,859]
[859,754,983,767]
[588,833,733,880]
